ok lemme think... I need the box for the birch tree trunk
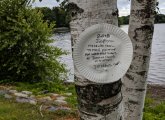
[69,0,123,119]
[123,0,157,120]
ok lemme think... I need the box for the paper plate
[73,23,133,83]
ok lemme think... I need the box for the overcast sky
[33,0,165,16]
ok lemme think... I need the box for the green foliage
[66,95,78,109]
[118,14,165,26]
[35,0,70,28]
[35,7,54,25]
[0,0,66,83]
[52,6,70,27]
[155,14,165,23]
[0,97,52,120]
[143,97,165,120]
[0,96,78,120]
[14,81,73,95]
[118,15,130,26]
[13,81,78,108]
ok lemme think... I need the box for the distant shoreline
[53,27,70,33]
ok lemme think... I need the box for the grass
[12,81,76,95]
[0,82,164,120]
[0,95,78,120]
[143,97,165,120]
[0,95,54,120]
[12,81,78,109]
[0,81,79,120]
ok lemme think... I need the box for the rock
[14,93,28,98]
[16,97,37,105]
[16,97,29,103]
[63,80,73,85]
[0,86,8,90]
[46,106,57,112]
[8,90,17,94]
[22,91,32,95]
[30,95,35,98]
[5,94,13,99]
[49,93,59,97]
[54,99,67,105]
[29,99,37,105]
[45,106,71,112]
[37,96,52,103]
[57,106,71,111]
[0,90,7,95]
[64,93,72,96]
[49,93,59,100]
[56,96,66,101]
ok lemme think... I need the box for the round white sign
[73,23,133,83]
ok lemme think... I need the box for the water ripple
[52,24,165,85]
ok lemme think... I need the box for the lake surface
[52,24,165,85]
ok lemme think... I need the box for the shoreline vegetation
[34,7,165,29]
[0,83,164,120]
[54,27,70,33]
[118,14,165,26]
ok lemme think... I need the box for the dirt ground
[147,84,165,102]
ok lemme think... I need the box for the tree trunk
[69,0,123,119]
[123,0,156,120]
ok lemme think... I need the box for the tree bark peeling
[75,81,122,116]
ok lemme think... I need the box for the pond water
[52,24,165,85]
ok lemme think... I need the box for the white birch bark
[69,0,123,119]
[123,0,157,120]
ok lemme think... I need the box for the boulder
[8,90,17,94]
[16,97,37,105]
[0,90,7,95]
[14,93,28,98]
[16,97,29,103]
[4,94,13,99]
[46,106,71,112]
[56,96,66,101]
[49,93,59,100]
[37,96,52,103]
[29,99,37,105]
[22,91,32,95]
[49,93,59,97]
[54,99,67,105]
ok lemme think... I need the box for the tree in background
[52,6,70,27]
[35,7,54,25]
[36,0,165,27]
[0,0,66,83]
[35,6,70,28]
[118,14,165,26]
[118,15,130,26]
[155,14,165,23]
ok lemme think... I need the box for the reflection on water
[51,33,74,82]
[52,24,165,85]
[121,24,165,85]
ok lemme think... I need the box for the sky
[33,0,165,16]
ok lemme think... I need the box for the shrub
[0,0,66,83]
